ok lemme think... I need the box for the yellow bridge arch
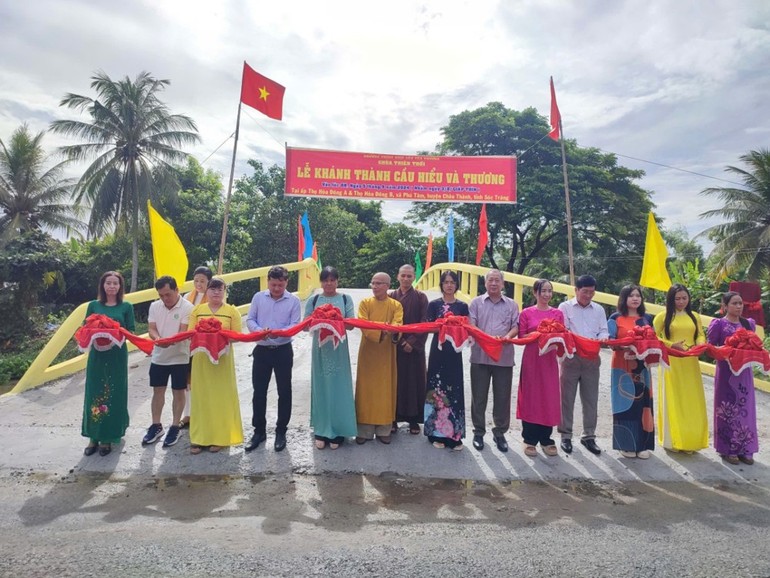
[12,260,769,393]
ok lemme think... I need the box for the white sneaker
[620,451,637,458]
[637,450,651,459]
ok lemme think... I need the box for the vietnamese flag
[548,76,561,141]
[241,62,285,120]
[475,203,488,266]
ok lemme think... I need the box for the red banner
[285,147,516,203]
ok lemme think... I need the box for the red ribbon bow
[196,317,223,333]
[725,328,764,350]
[75,314,126,352]
[308,303,347,348]
[534,318,576,359]
[536,318,567,334]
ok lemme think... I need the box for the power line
[596,150,746,188]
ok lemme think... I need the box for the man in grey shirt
[557,274,609,456]
[469,269,519,452]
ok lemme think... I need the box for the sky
[1,0,769,249]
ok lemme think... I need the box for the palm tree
[0,124,83,246]
[700,149,770,281]
[50,71,200,291]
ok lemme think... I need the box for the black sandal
[84,442,98,457]
[98,444,112,457]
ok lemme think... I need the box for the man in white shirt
[142,276,194,448]
[557,274,609,456]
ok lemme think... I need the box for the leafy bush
[0,351,35,385]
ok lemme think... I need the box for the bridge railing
[11,258,320,394]
[416,262,769,393]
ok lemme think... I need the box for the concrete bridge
[1,287,768,487]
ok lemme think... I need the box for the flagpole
[217,98,242,275]
[558,116,575,286]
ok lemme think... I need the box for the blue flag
[447,213,455,262]
[300,211,314,259]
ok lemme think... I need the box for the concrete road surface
[1,288,769,577]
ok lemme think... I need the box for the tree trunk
[131,233,138,293]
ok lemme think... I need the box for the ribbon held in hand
[623,325,668,368]
[435,312,473,352]
[725,328,764,350]
[188,317,232,363]
[75,314,126,352]
[308,303,347,349]
[535,318,576,360]
[718,327,770,376]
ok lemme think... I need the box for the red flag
[311,242,318,262]
[425,233,433,271]
[548,76,561,141]
[297,215,305,261]
[475,204,488,266]
[241,62,285,120]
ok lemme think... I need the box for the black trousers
[251,343,294,435]
[522,421,555,447]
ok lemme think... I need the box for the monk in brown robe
[389,264,429,434]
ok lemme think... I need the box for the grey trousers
[558,356,601,440]
[470,363,513,437]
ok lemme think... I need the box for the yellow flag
[639,212,671,292]
[147,201,188,286]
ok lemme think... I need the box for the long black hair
[663,284,700,342]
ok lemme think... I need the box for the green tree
[663,225,704,264]
[699,149,770,281]
[0,124,83,246]
[0,231,72,343]
[669,258,725,315]
[351,222,424,288]
[409,102,654,290]
[60,234,137,306]
[50,71,200,292]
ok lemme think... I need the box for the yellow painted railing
[11,258,320,394]
[416,262,770,393]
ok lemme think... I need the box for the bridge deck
[1,289,768,486]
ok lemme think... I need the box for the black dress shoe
[244,432,266,452]
[274,433,287,452]
[472,434,484,451]
[580,439,602,455]
[83,444,98,457]
[560,439,573,454]
[494,436,509,452]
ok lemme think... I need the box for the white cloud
[2,0,769,255]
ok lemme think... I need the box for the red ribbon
[75,308,770,375]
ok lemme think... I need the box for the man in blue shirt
[244,266,301,452]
